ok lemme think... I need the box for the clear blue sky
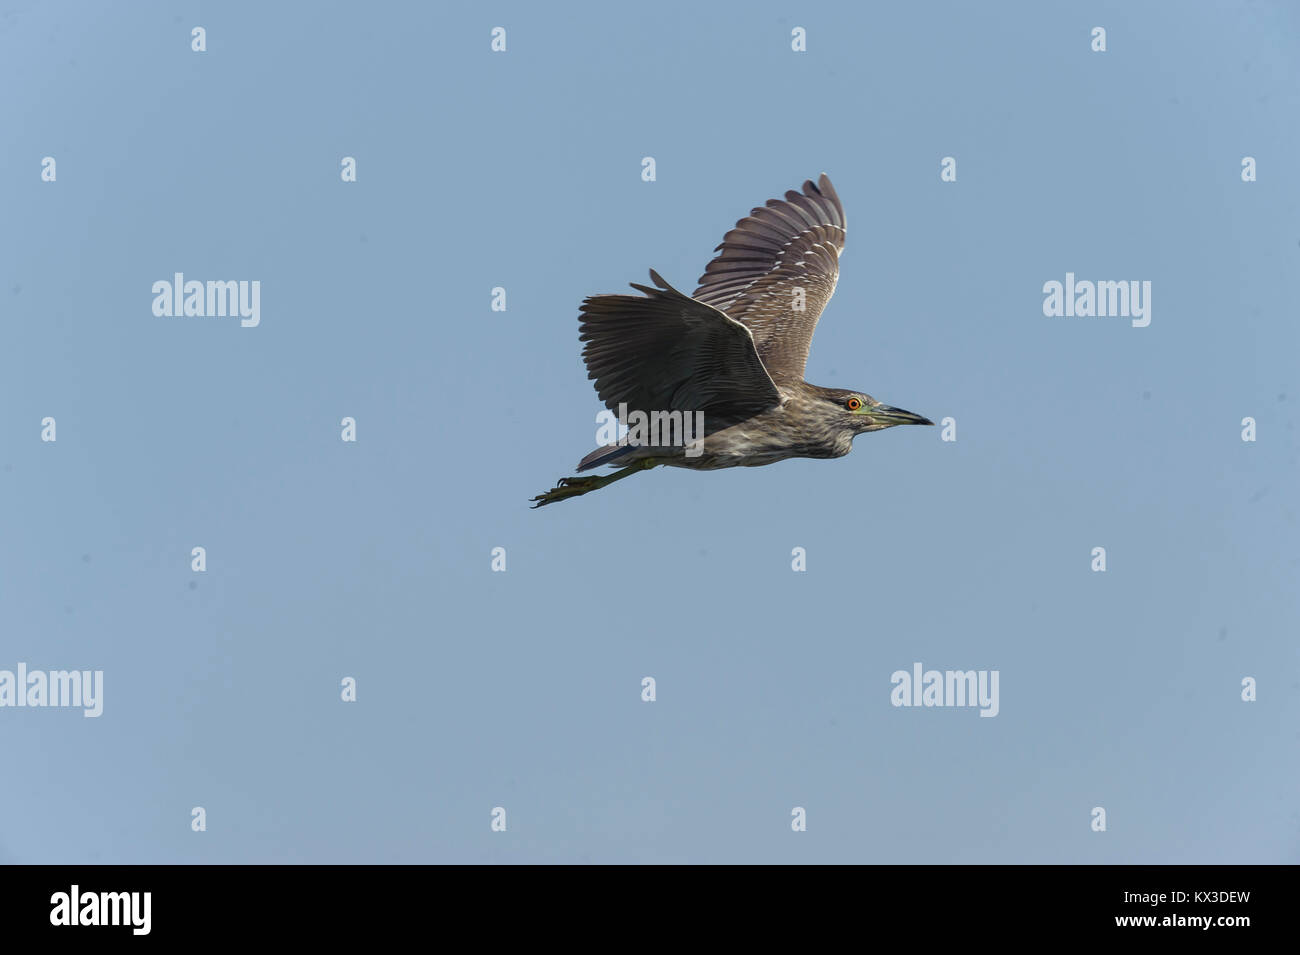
[1,0,1296,863]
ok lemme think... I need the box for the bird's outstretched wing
[692,174,846,383]
[580,269,781,426]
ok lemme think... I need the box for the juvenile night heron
[531,173,931,507]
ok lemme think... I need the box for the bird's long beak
[866,404,933,427]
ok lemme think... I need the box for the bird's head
[819,388,934,436]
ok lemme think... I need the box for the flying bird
[531,173,931,507]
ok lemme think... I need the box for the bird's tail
[577,443,634,472]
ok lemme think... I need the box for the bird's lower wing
[579,269,781,429]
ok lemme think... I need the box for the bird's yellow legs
[530,458,658,508]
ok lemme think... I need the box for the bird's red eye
[846,396,863,411]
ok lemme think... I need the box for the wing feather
[579,270,781,430]
[692,174,846,382]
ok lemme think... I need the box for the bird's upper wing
[580,270,781,427]
[691,174,846,383]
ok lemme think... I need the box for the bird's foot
[529,460,656,508]
[530,475,602,508]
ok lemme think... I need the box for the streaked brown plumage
[532,174,931,507]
